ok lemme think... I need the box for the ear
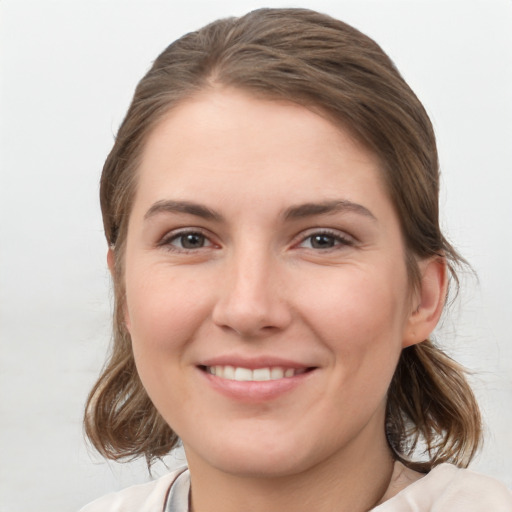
[402,256,448,348]
[107,247,132,332]
[107,247,115,275]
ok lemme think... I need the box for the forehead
[136,88,385,196]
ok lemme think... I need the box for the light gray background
[1,1,511,510]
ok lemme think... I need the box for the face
[122,88,418,478]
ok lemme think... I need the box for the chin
[213,455,306,479]
[185,435,315,479]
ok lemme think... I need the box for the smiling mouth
[199,365,314,382]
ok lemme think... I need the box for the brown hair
[85,8,482,470]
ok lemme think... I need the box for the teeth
[253,368,271,381]
[234,367,253,381]
[270,367,284,379]
[223,365,234,379]
[206,365,304,381]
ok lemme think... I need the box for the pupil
[312,235,334,248]
[182,233,204,248]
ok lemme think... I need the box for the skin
[117,88,446,512]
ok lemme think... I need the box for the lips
[197,358,316,401]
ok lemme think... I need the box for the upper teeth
[206,366,304,381]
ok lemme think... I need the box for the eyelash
[158,228,354,253]
[295,229,355,251]
[158,228,215,252]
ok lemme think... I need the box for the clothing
[373,463,512,511]
[79,462,512,512]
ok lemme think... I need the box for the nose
[212,249,292,338]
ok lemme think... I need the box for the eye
[160,230,214,251]
[298,230,354,250]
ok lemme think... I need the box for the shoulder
[79,466,188,512]
[431,464,512,510]
[375,463,512,511]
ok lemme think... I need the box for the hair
[85,8,482,471]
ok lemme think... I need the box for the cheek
[122,268,212,419]
[123,264,218,371]
[297,265,409,395]
[300,266,408,342]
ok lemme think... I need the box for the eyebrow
[144,200,224,222]
[144,198,376,223]
[283,200,377,221]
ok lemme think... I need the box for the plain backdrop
[1,0,511,510]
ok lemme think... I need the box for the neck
[185,423,395,512]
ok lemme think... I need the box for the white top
[79,462,512,512]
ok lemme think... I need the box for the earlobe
[403,256,448,348]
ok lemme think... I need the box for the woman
[81,8,512,511]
